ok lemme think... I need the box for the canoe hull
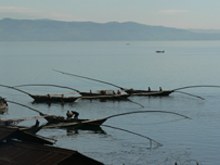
[30,95,79,103]
[125,90,173,96]
[44,117,107,130]
[81,94,129,101]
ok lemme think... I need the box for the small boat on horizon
[155,50,165,53]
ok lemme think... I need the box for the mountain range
[1,18,220,41]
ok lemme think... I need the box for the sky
[0,0,220,29]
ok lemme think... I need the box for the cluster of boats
[0,70,180,138]
[25,87,173,103]
[0,97,190,143]
[1,71,219,148]
[3,81,177,103]
[0,83,191,141]
[0,83,174,105]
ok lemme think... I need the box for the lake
[1,41,220,165]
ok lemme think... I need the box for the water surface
[1,41,220,164]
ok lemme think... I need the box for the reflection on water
[66,127,107,136]
[1,41,220,164]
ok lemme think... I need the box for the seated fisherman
[66,110,79,120]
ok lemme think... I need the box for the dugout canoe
[124,89,174,96]
[43,116,107,130]
[0,84,80,104]
[30,94,80,103]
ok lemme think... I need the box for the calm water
[1,41,220,164]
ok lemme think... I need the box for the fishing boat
[30,93,80,103]
[80,88,173,97]
[53,70,209,99]
[42,109,190,130]
[43,117,107,130]
[43,115,83,124]
[5,99,191,146]
[123,89,173,96]
[155,50,165,53]
[53,70,176,97]
[80,89,130,100]
[0,97,8,114]
[0,84,80,104]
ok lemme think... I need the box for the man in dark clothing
[66,110,79,120]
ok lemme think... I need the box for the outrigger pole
[14,83,81,94]
[0,84,33,97]
[6,100,46,116]
[173,85,220,91]
[0,99,46,125]
[101,124,162,148]
[53,69,126,90]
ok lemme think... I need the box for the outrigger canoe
[42,109,190,130]
[43,115,107,130]
[124,89,173,96]
[4,99,191,135]
[80,90,130,100]
[53,70,175,97]
[53,70,208,99]
[30,94,80,103]
[0,84,80,104]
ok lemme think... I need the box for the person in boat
[35,119,40,127]
[66,110,79,120]
[148,87,151,91]
[100,90,106,95]
[159,87,162,91]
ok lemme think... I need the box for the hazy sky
[0,0,219,29]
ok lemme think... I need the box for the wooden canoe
[81,93,129,101]
[79,90,130,101]
[44,115,86,124]
[52,70,174,97]
[43,116,107,130]
[30,94,80,103]
[124,89,174,96]
[0,84,80,104]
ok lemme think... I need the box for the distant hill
[1,18,220,41]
